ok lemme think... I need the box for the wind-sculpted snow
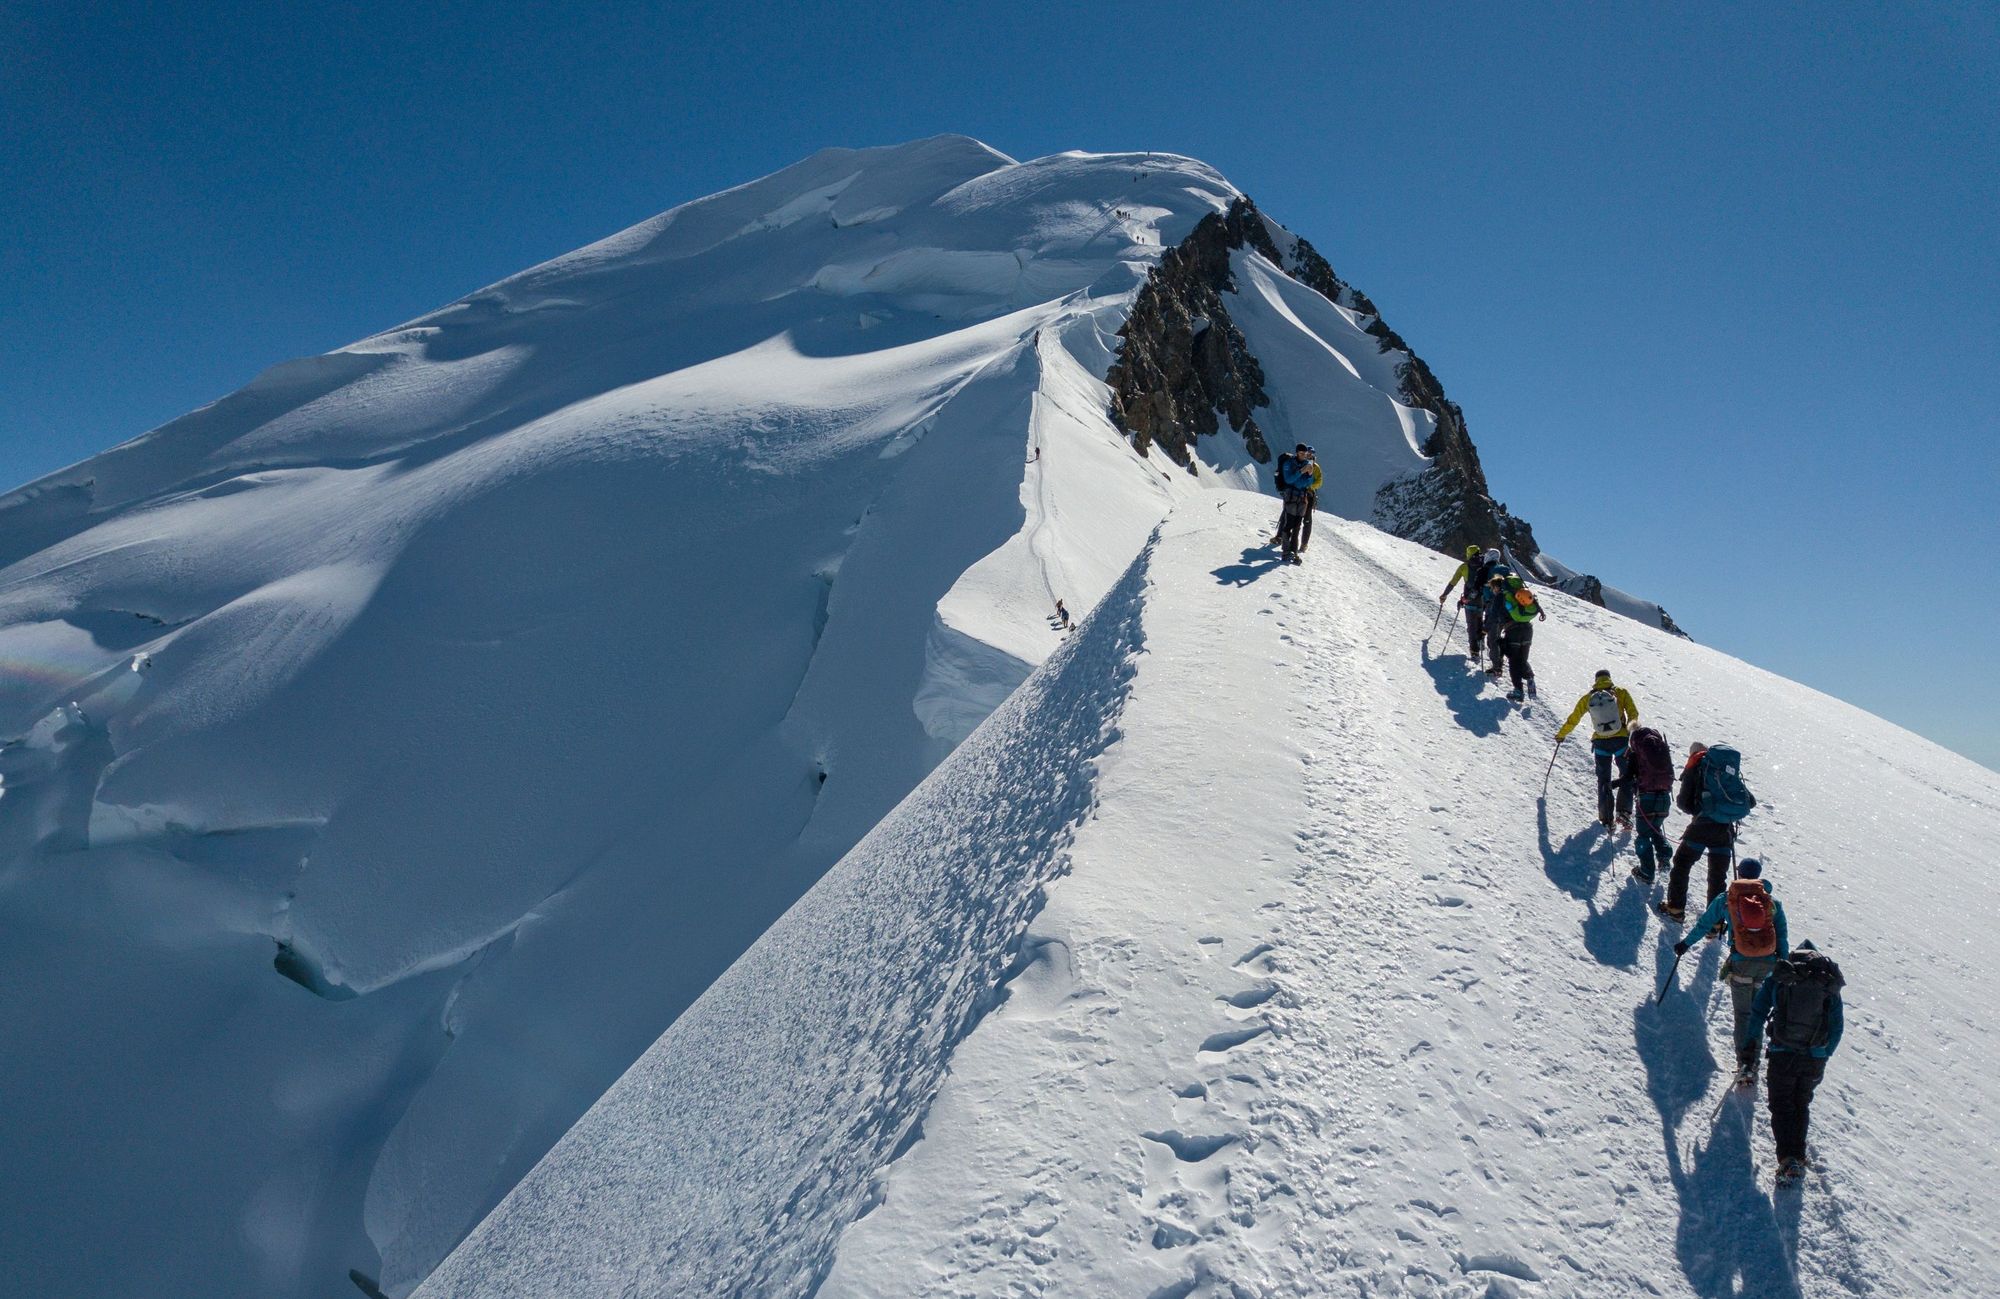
[0,137,1787,1296]
[0,138,1248,1297]
[419,537,1153,1299]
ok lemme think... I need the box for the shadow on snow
[1418,640,1508,737]
[1535,797,1647,969]
[1211,547,1282,587]
[1634,928,1804,1298]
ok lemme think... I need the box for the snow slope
[0,138,1257,1297]
[426,495,2000,1299]
[0,135,1774,1296]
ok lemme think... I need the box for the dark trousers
[1299,491,1316,550]
[1465,605,1486,658]
[1766,1052,1827,1163]
[1725,956,1777,1069]
[1277,500,1306,556]
[1593,739,1633,822]
[1633,791,1671,879]
[1485,609,1506,667]
[1666,824,1734,912]
[1501,623,1534,690]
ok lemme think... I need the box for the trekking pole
[1656,947,1687,1004]
[1539,735,1566,797]
[1446,605,1461,645]
[1426,601,1446,640]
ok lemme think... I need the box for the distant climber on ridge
[1626,723,1677,884]
[1675,856,1789,1086]
[1439,544,1498,663]
[1266,445,1297,549]
[1658,741,1757,923]
[1294,444,1321,555]
[1556,669,1641,829]
[1267,445,1295,548]
[1275,444,1320,566]
[1747,940,1845,1185]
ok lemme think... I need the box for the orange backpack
[1726,880,1778,958]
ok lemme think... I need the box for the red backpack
[1726,880,1778,958]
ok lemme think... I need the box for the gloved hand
[1672,940,1689,956]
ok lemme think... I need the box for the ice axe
[1539,735,1566,797]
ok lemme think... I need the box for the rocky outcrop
[1105,200,1274,467]
[1106,197,1529,554]
[1106,196,1683,635]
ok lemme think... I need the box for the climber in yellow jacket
[1438,544,1498,662]
[1555,669,1642,829]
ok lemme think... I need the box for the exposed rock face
[1105,200,1273,468]
[1107,196,1682,634]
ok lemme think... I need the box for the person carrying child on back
[1556,669,1640,829]
[1747,940,1845,1185]
[1274,445,1321,565]
[1659,741,1757,922]
[1674,856,1789,1086]
[1267,447,1297,548]
[1439,545,1497,663]
[1626,724,1676,884]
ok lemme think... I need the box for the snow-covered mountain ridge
[0,136,1726,1296]
[425,497,2000,1299]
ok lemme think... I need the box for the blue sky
[4,1,1996,768]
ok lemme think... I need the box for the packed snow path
[426,495,1999,1299]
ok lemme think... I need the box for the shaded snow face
[0,138,1245,1298]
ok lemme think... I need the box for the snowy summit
[0,136,1992,1299]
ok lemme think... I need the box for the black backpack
[1769,950,1844,1051]
[1273,452,1294,494]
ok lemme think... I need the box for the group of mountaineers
[1433,539,1846,1188]
[1043,443,1854,1190]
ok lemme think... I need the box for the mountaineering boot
[1776,1157,1807,1186]
[1599,814,1614,829]
[1508,687,1525,701]
[1487,667,1503,680]
[1656,900,1685,923]
[1734,1060,1759,1088]
[1617,815,1633,832]
[1525,677,1537,698]
[1630,864,1656,885]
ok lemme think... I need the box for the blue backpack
[1699,746,1757,823]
